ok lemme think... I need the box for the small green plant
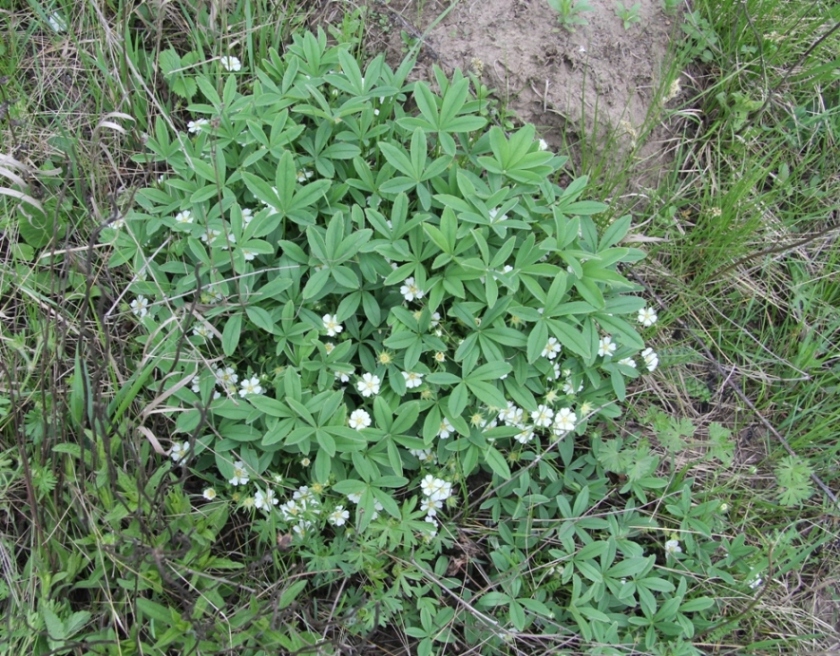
[774,455,814,506]
[614,2,642,29]
[662,0,682,14]
[681,10,720,63]
[547,0,594,32]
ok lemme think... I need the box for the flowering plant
[98,31,731,646]
[110,27,661,535]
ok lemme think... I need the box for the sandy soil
[371,0,682,186]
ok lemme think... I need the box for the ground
[372,0,679,186]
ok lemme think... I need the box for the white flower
[480,417,498,430]
[618,357,637,369]
[192,323,212,341]
[335,369,352,384]
[130,296,149,318]
[434,351,446,363]
[220,55,242,72]
[488,207,507,224]
[175,210,193,224]
[638,307,658,327]
[423,515,439,539]
[538,138,549,151]
[200,286,224,304]
[502,265,514,273]
[254,488,278,512]
[215,366,238,387]
[47,12,66,32]
[200,227,221,243]
[430,312,441,328]
[322,314,343,337]
[400,277,424,302]
[402,371,424,389]
[297,169,313,183]
[293,486,317,504]
[241,248,257,261]
[747,571,762,589]
[420,474,437,497]
[664,539,682,556]
[187,119,209,134]
[719,502,729,513]
[329,505,350,526]
[499,402,524,426]
[437,418,455,439]
[324,342,335,354]
[580,401,594,417]
[541,337,562,360]
[241,207,254,225]
[349,408,372,430]
[420,475,452,502]
[347,492,362,504]
[563,378,583,396]
[514,426,535,444]
[202,488,217,501]
[552,408,576,434]
[531,404,554,428]
[219,232,236,250]
[370,498,384,520]
[409,448,435,462]
[229,461,249,486]
[280,500,301,521]
[598,336,617,358]
[239,376,263,397]
[642,347,659,372]
[421,497,443,517]
[356,373,381,398]
[170,441,189,463]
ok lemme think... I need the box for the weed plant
[547,0,595,33]
[614,2,642,30]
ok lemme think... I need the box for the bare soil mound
[373,0,680,185]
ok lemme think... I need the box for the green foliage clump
[93,28,750,653]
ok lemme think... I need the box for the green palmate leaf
[448,383,469,416]
[483,445,511,479]
[467,380,507,409]
[302,267,331,299]
[527,320,549,363]
[222,313,243,356]
[246,306,280,334]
